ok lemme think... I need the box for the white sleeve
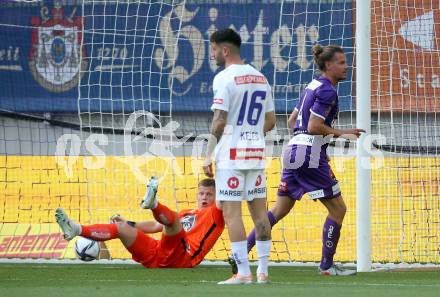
[265,85,275,113]
[210,76,230,112]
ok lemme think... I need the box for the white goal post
[356,0,372,272]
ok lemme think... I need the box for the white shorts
[216,169,267,201]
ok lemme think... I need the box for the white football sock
[231,240,251,276]
[256,240,271,274]
[73,222,82,236]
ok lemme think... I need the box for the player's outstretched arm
[308,114,365,138]
[110,214,163,234]
[134,221,163,233]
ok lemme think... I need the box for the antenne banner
[0,223,72,259]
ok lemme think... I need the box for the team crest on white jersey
[29,3,87,92]
[181,214,197,232]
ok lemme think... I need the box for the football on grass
[74,237,100,261]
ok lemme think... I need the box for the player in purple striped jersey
[245,44,364,276]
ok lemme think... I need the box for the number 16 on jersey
[237,90,267,126]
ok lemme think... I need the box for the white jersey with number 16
[211,64,274,170]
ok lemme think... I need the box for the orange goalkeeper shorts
[127,229,193,268]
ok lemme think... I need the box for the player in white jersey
[203,28,276,285]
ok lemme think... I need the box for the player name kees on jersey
[240,131,259,141]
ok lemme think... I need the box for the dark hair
[198,178,215,188]
[210,28,241,49]
[312,44,344,71]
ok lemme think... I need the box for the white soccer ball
[74,237,100,261]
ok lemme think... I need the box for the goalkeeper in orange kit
[55,177,225,268]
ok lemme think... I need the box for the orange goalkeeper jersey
[178,205,225,266]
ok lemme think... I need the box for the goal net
[0,0,439,266]
[369,0,440,264]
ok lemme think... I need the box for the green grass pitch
[1,264,439,297]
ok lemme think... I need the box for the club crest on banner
[29,2,87,92]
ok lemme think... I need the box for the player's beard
[216,55,225,66]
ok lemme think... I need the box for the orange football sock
[80,224,118,241]
[152,202,176,226]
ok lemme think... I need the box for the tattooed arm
[203,109,227,177]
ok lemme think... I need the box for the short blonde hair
[198,178,215,188]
